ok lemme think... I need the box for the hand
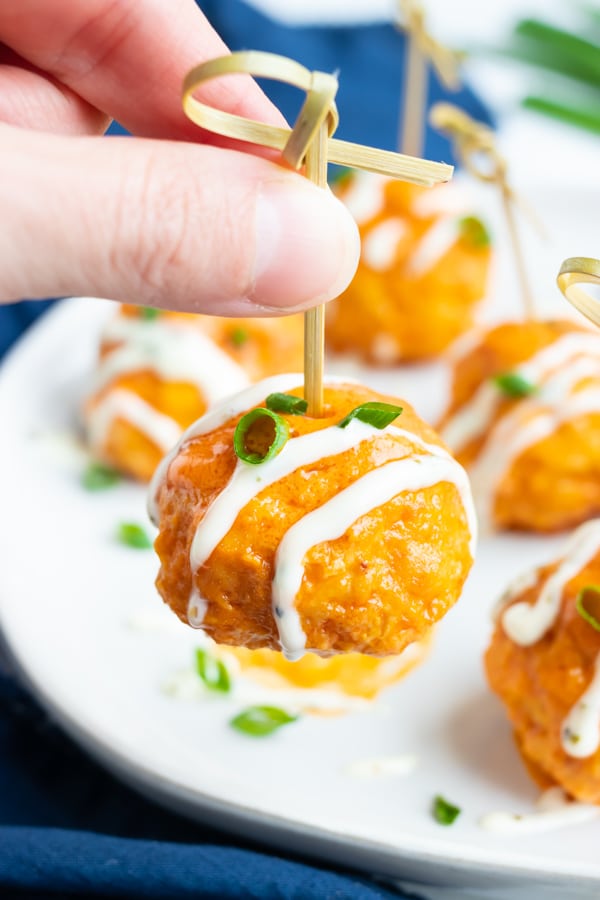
[0,0,359,314]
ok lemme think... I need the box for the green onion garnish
[522,96,600,136]
[229,327,249,347]
[233,408,289,465]
[575,585,600,632]
[116,522,153,549]
[81,461,121,491]
[229,705,298,737]
[493,372,537,398]
[459,215,491,248]
[266,392,308,415]
[338,402,403,430]
[195,648,231,693]
[140,306,161,320]
[432,795,461,826]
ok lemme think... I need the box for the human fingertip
[251,177,360,311]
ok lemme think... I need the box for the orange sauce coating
[485,553,600,803]
[224,639,430,700]
[442,319,600,532]
[85,305,303,481]
[327,181,491,363]
[154,382,473,656]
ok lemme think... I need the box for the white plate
[0,183,599,898]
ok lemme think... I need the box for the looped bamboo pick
[396,0,462,157]
[430,102,538,320]
[182,50,453,415]
[557,257,600,328]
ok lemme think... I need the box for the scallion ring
[233,408,289,464]
[458,215,491,248]
[139,306,161,320]
[195,648,231,693]
[229,327,249,347]
[266,392,308,415]
[575,585,600,632]
[230,705,298,737]
[432,795,461,826]
[338,401,403,430]
[493,372,537,399]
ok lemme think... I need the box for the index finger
[0,0,286,141]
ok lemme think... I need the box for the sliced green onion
[229,327,249,347]
[493,372,537,398]
[338,401,403,430]
[575,585,600,632]
[195,648,231,693]
[513,19,600,86]
[522,96,600,135]
[140,306,161,320]
[116,522,153,549]
[459,215,491,248]
[265,392,308,415]
[229,705,298,737]
[233,408,289,465]
[81,461,121,491]
[432,795,461,826]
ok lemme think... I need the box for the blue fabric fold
[0,828,401,899]
[0,1,490,895]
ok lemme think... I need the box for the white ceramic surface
[0,183,599,897]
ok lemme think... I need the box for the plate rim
[1,296,600,891]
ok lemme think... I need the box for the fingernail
[253,177,360,310]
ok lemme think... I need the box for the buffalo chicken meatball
[150,376,475,658]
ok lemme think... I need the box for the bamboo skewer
[396,0,461,157]
[181,51,453,413]
[303,123,329,416]
[501,185,536,320]
[557,257,600,328]
[430,102,538,321]
[400,27,428,157]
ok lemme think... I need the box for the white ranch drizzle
[442,332,600,454]
[444,325,487,366]
[148,374,304,523]
[410,181,467,218]
[491,568,539,623]
[480,786,599,835]
[502,520,600,646]
[561,651,600,758]
[344,754,418,778]
[149,374,475,653]
[272,454,476,659]
[406,217,460,277]
[189,420,452,571]
[187,584,208,629]
[370,334,401,365]
[339,171,386,224]
[94,316,249,404]
[441,381,499,454]
[472,385,600,530]
[361,218,407,271]
[87,389,182,454]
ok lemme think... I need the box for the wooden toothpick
[396,0,461,157]
[430,102,538,321]
[303,123,329,415]
[182,51,453,415]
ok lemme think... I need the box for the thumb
[0,124,360,314]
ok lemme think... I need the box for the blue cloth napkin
[0,1,490,896]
